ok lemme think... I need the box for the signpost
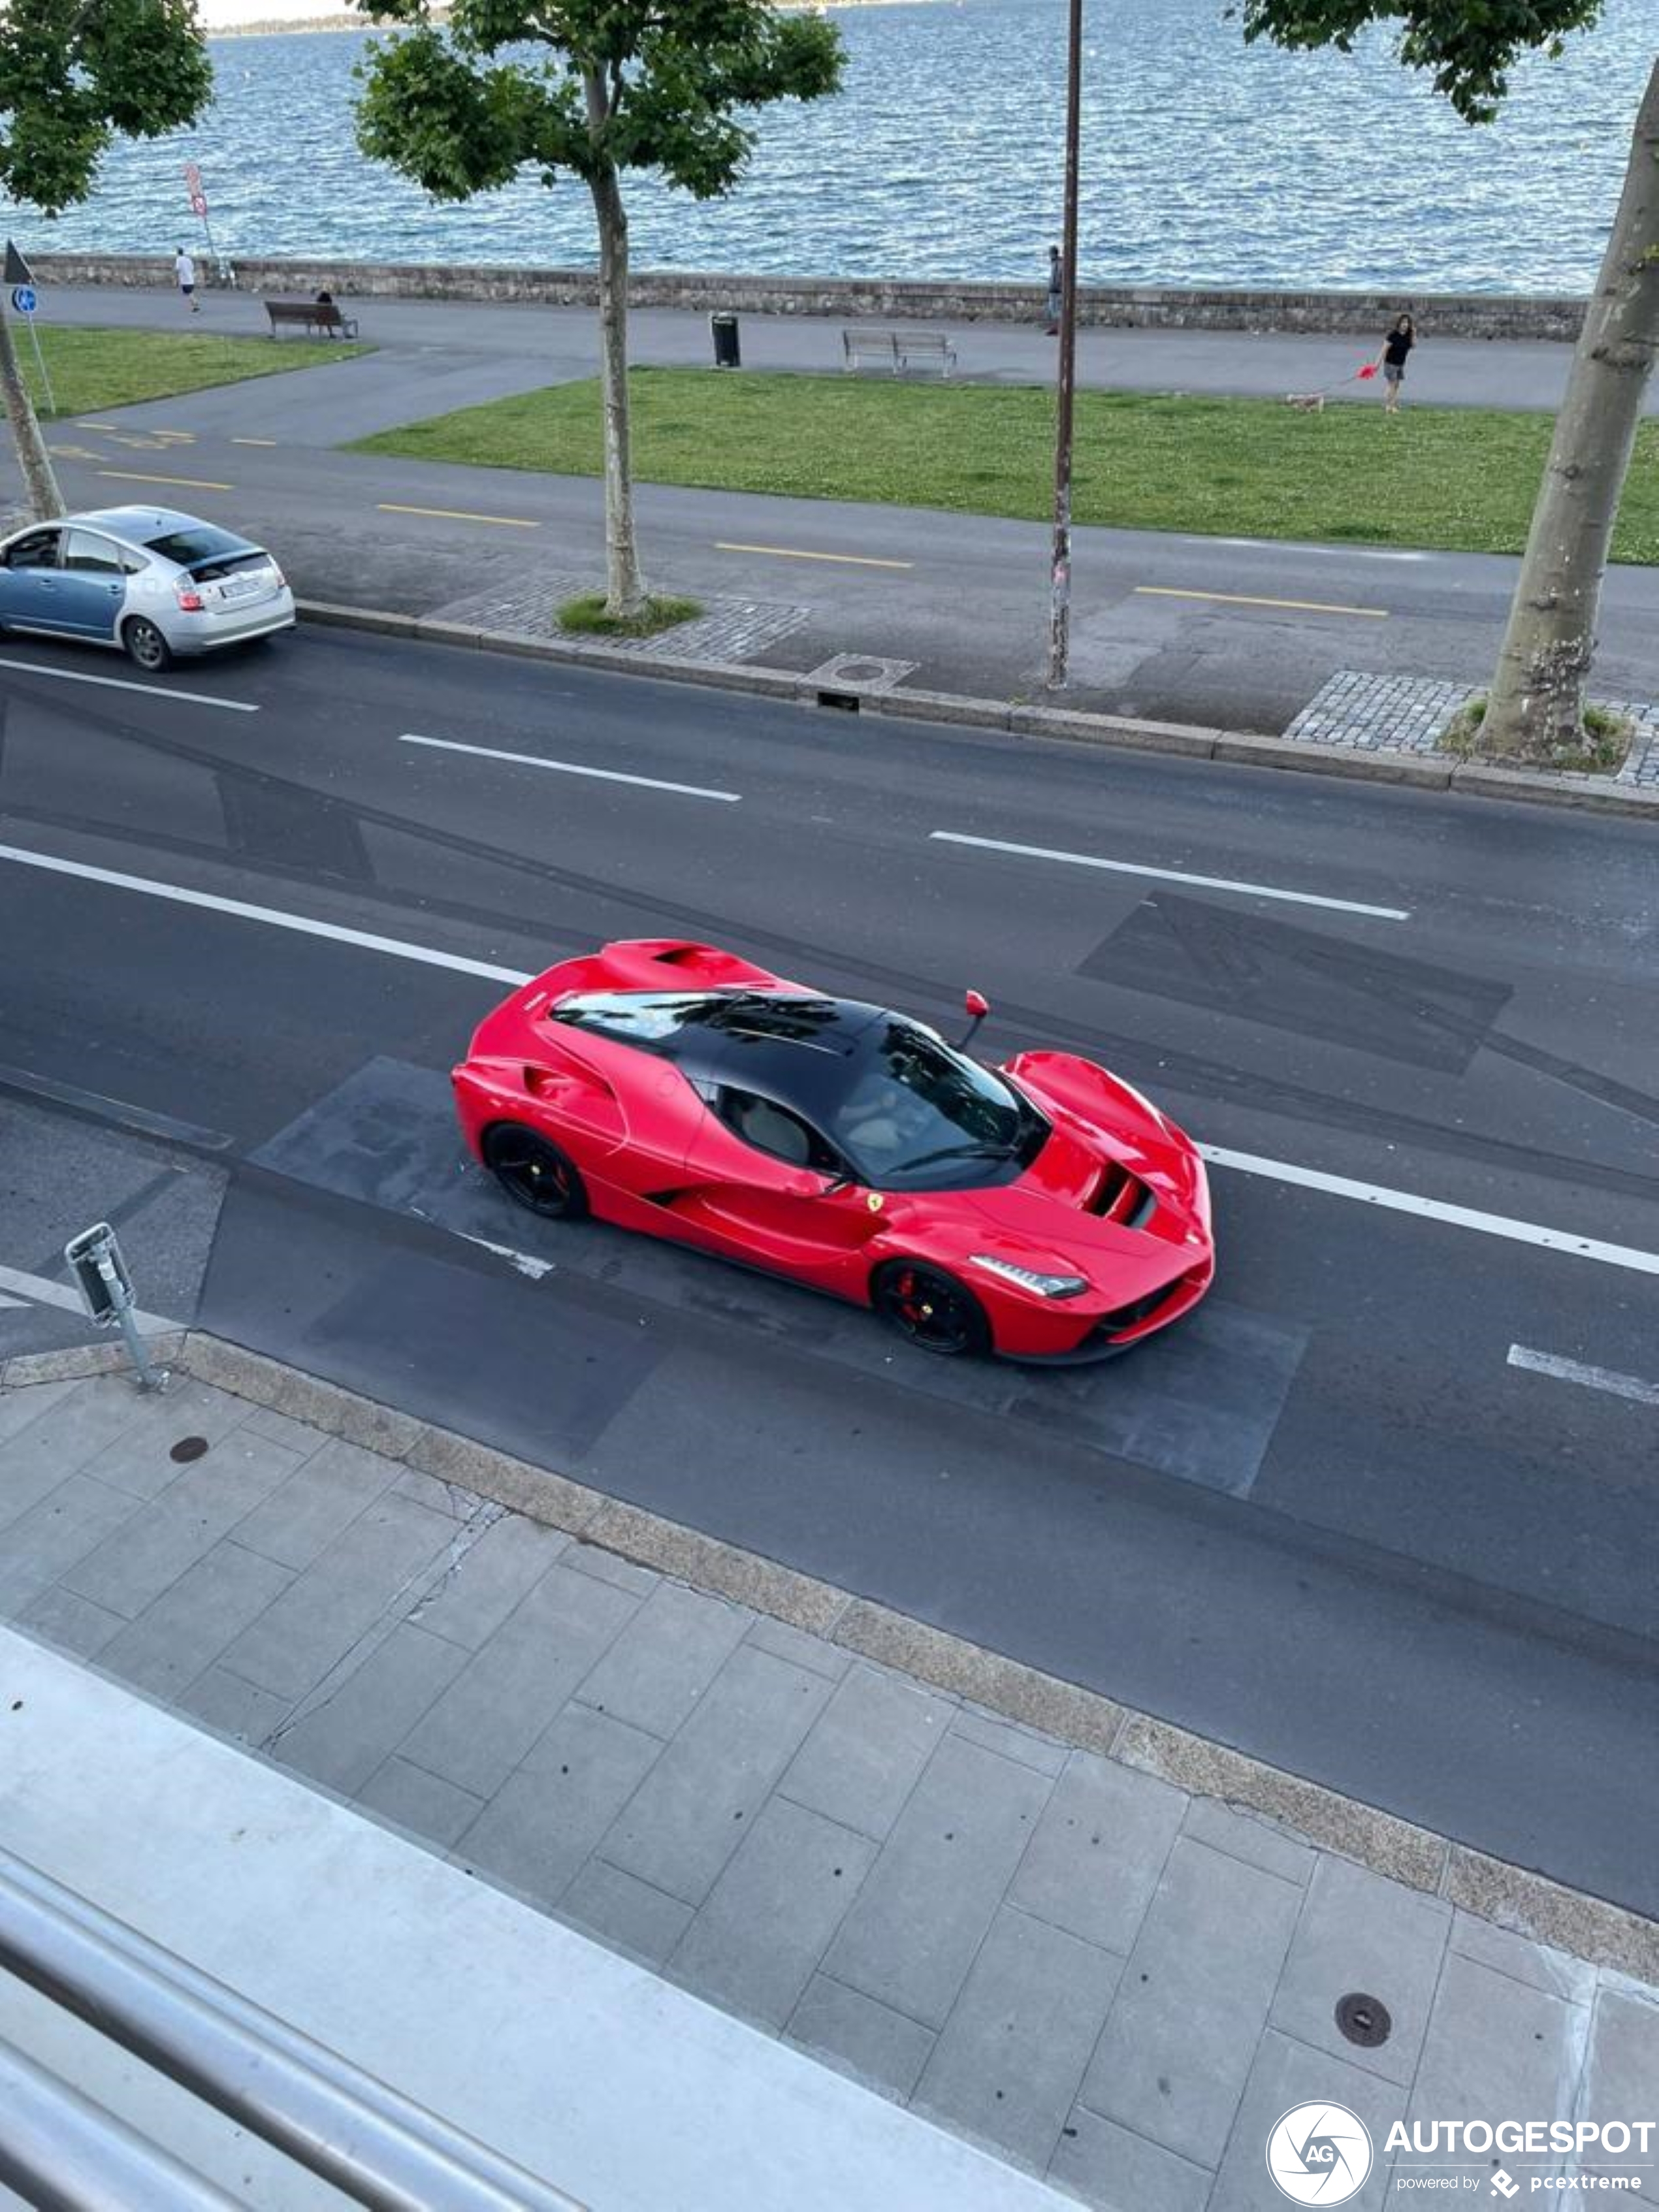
[64,1223,169,1393]
[182,161,233,286]
[2,240,54,416]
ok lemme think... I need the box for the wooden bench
[841,327,957,379]
[265,297,360,340]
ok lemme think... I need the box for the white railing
[0,1846,585,2212]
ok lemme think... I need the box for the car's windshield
[824,1018,1044,1188]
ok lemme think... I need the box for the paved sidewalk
[35,280,1642,419]
[1,1354,1655,2210]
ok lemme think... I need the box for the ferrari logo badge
[866,1191,884,1213]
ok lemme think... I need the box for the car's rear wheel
[483,1125,590,1221]
[871,1260,991,1358]
[122,618,172,672]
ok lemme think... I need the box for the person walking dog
[1376,312,1415,413]
[173,246,200,313]
[1044,244,1063,336]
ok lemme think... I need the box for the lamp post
[1046,0,1084,690]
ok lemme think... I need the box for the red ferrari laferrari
[452,940,1214,1362]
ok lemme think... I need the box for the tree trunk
[1479,57,1659,763]
[0,306,63,521]
[584,69,645,620]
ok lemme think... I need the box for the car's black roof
[553,989,899,1115]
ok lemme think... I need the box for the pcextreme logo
[1267,2102,1375,2204]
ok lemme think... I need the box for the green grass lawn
[17,325,367,417]
[352,366,1659,564]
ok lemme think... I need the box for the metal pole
[24,313,54,417]
[1045,0,1084,690]
[0,1847,586,2212]
[99,1253,165,1392]
[0,2035,242,2212]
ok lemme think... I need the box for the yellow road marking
[1135,585,1389,619]
[48,445,101,461]
[716,540,914,571]
[378,502,539,530]
[96,470,234,492]
[151,430,197,443]
[232,437,278,447]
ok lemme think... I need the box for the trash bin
[710,311,741,370]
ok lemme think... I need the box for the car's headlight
[969,1254,1089,1299]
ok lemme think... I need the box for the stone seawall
[32,253,1588,341]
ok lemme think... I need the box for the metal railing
[0,1845,585,2212]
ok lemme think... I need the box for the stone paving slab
[3,1363,1658,2211]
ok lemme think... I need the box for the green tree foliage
[0,0,214,515]
[354,0,844,615]
[1237,3,1658,764]
[1236,1,1604,121]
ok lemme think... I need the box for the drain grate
[1335,1992,1392,2047]
[169,1436,210,1464]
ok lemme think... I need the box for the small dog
[1284,391,1327,413]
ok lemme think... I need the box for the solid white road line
[6,840,1654,1283]
[398,731,741,803]
[0,844,531,986]
[0,1260,178,1336]
[1202,1146,1659,1281]
[0,656,259,713]
[1187,537,1430,563]
[1506,1346,1659,1407]
[931,831,1410,921]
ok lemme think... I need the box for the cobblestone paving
[1284,670,1659,788]
[431,569,810,664]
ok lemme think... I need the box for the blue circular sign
[10,285,36,315]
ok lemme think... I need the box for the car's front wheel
[871,1260,991,1358]
[122,618,172,672]
[482,1124,589,1221]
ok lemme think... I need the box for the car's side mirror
[818,1172,856,1198]
[959,988,990,1049]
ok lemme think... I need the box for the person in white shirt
[173,246,199,313]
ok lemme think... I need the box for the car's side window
[717,1088,839,1174]
[63,530,125,575]
[7,528,61,570]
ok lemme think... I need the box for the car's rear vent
[1087,1166,1155,1227]
[651,945,710,966]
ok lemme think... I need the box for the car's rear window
[142,524,250,566]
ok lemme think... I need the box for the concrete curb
[12,1329,1649,1979]
[297,600,1659,821]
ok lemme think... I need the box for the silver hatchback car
[0,505,295,671]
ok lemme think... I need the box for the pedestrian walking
[1376,312,1415,414]
[1044,244,1063,336]
[174,245,200,313]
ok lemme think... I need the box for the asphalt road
[24,409,1659,738]
[2,626,1657,1914]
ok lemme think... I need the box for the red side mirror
[959,989,990,1049]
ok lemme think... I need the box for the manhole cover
[1335,1992,1392,2047]
[169,1436,210,1464]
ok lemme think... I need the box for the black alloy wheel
[122,617,171,672]
[483,1125,590,1220]
[871,1260,991,1358]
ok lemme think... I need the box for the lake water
[13,0,1656,293]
